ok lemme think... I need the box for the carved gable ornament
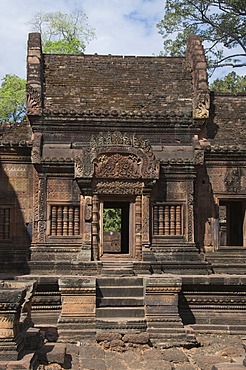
[75,132,159,181]
[26,85,42,116]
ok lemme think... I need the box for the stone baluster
[170,205,175,236]
[74,206,80,235]
[159,205,164,235]
[68,206,74,236]
[164,206,170,235]
[92,195,99,260]
[63,206,68,236]
[176,205,182,235]
[51,206,57,236]
[153,205,158,235]
[57,206,63,236]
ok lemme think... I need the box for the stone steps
[96,277,146,332]
[206,248,246,274]
[96,307,145,318]
[96,318,147,332]
[97,286,144,297]
[97,277,143,286]
[97,297,144,307]
[148,326,197,348]
[100,259,134,276]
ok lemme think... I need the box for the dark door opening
[103,201,129,254]
[219,201,244,246]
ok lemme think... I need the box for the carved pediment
[94,153,141,178]
[75,132,159,181]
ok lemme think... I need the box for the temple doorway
[219,200,246,247]
[100,201,130,255]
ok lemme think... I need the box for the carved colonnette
[58,277,96,341]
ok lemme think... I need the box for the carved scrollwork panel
[26,85,42,116]
[193,92,210,119]
[94,180,142,195]
[94,153,141,178]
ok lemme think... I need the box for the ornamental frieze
[94,180,142,195]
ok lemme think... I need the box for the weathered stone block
[96,332,122,342]
[122,333,149,344]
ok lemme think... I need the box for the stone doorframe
[75,131,160,261]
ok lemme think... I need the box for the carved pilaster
[58,277,96,341]
[38,175,47,243]
[32,169,39,243]
[142,194,150,247]
[31,132,42,164]
[145,276,188,346]
[186,182,194,243]
[82,196,92,250]
[135,196,142,259]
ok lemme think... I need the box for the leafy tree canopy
[157,0,246,71]
[103,208,121,233]
[29,9,96,54]
[0,74,26,123]
[210,71,246,92]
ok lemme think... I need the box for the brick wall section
[43,54,193,115]
[0,119,32,142]
[208,93,246,146]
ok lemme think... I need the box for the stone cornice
[42,108,193,121]
[0,140,32,148]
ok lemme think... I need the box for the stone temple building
[0,32,245,361]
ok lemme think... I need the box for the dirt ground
[61,333,246,370]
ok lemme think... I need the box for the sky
[0,0,245,83]
[0,0,165,81]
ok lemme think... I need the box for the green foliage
[210,71,246,92]
[29,9,95,54]
[103,208,122,233]
[157,0,246,70]
[0,74,26,122]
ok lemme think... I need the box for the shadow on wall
[178,291,196,325]
[194,165,218,253]
[0,161,31,275]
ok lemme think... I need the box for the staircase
[96,277,146,333]
[147,316,196,348]
[146,244,211,274]
[206,247,246,274]
[100,260,134,276]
